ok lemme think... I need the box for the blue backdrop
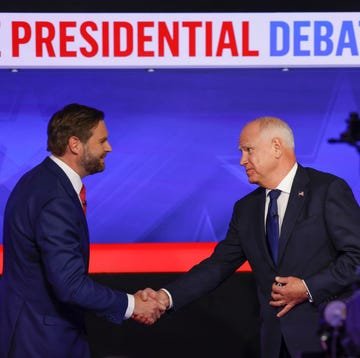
[0,68,359,243]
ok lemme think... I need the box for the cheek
[252,150,272,170]
[90,144,102,155]
[248,156,260,169]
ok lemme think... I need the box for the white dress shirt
[264,162,298,234]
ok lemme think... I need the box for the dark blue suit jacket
[0,157,128,358]
[165,165,360,358]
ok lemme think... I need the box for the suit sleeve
[165,202,247,310]
[305,178,360,304]
[35,196,128,324]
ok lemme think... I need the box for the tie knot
[269,189,281,201]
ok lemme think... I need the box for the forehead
[239,122,261,145]
[90,120,108,138]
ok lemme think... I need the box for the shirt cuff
[160,288,173,309]
[302,279,314,303]
[124,294,135,319]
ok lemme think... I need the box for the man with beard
[0,103,165,358]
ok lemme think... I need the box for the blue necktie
[266,189,281,264]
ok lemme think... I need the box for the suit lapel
[277,165,309,265]
[42,157,89,237]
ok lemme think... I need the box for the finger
[142,287,157,300]
[271,284,285,294]
[143,288,158,299]
[156,304,166,317]
[269,300,285,307]
[141,314,154,325]
[155,310,161,320]
[271,292,283,300]
[275,276,289,285]
[132,315,147,324]
[157,301,167,311]
[273,282,284,288]
[139,290,148,301]
[134,290,148,302]
[149,305,161,320]
[276,304,294,318]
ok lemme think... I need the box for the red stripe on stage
[0,245,2,274]
[0,243,251,274]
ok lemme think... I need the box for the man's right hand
[132,289,168,325]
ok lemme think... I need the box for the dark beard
[81,153,105,175]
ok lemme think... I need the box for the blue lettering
[314,21,333,56]
[294,21,310,56]
[270,21,289,56]
[336,21,359,56]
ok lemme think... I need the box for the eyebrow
[239,144,254,150]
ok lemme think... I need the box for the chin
[249,178,261,186]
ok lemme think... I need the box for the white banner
[0,12,360,68]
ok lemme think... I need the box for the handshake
[131,288,170,325]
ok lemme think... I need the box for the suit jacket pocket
[43,314,75,328]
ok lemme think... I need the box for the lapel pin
[298,191,304,197]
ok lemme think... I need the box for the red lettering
[102,22,109,57]
[216,22,238,56]
[205,21,212,57]
[59,21,76,57]
[12,19,256,61]
[35,22,56,57]
[138,21,154,57]
[114,22,133,57]
[12,21,31,57]
[182,21,202,56]
[242,21,259,56]
[80,21,98,57]
[158,21,179,57]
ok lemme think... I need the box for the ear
[68,136,83,155]
[272,137,282,159]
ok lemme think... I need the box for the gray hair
[253,116,295,148]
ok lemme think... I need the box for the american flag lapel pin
[298,191,304,197]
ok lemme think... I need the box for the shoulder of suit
[234,186,264,208]
[301,166,344,185]
[17,158,69,196]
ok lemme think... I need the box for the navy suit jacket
[165,165,360,358]
[0,157,128,358]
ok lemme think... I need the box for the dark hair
[47,103,104,156]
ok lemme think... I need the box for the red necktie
[80,184,87,215]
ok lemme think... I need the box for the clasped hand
[132,288,170,325]
[269,276,308,318]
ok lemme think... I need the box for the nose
[105,141,112,152]
[240,152,247,166]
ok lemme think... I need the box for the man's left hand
[269,276,308,318]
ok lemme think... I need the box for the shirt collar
[266,162,298,195]
[49,155,83,195]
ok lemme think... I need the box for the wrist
[159,288,172,309]
[301,279,314,303]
